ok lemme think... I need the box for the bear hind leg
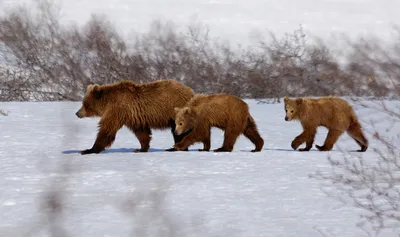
[129,125,152,152]
[214,128,241,152]
[243,117,264,152]
[199,129,211,152]
[347,122,368,152]
[80,114,123,155]
[315,129,343,151]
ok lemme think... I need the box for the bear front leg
[291,124,317,151]
[172,133,197,151]
[298,128,317,151]
[291,133,306,150]
[81,115,123,155]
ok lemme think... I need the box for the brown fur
[171,93,264,152]
[75,79,194,154]
[283,96,368,152]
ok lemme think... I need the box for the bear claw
[166,147,189,152]
[357,146,368,152]
[133,148,149,153]
[165,147,177,152]
[298,147,311,151]
[80,148,100,155]
[198,149,210,152]
[214,148,231,152]
[315,145,331,151]
[291,141,300,150]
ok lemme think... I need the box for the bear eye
[179,123,183,126]
[291,110,294,113]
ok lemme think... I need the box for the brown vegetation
[0,0,399,102]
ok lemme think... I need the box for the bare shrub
[1,0,399,102]
[0,109,7,116]
[310,99,400,236]
[341,35,399,98]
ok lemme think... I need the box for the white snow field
[0,99,399,237]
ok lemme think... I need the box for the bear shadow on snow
[259,147,340,152]
[62,147,166,154]
[63,147,363,154]
[62,147,203,154]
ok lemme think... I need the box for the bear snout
[285,116,289,121]
[75,109,84,118]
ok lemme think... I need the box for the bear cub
[171,93,264,152]
[284,96,368,152]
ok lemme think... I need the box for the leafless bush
[118,178,211,237]
[1,0,399,102]
[0,109,7,116]
[341,32,400,98]
[310,99,400,236]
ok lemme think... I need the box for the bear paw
[198,148,210,152]
[169,146,189,151]
[315,145,331,151]
[133,148,149,153]
[80,148,99,155]
[165,147,177,152]
[357,145,368,152]
[214,147,232,152]
[250,149,261,152]
[291,140,301,150]
[298,147,311,152]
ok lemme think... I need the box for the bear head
[75,84,106,118]
[283,96,303,121]
[174,106,197,135]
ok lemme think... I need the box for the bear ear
[295,98,303,105]
[90,85,103,99]
[87,84,98,91]
[182,107,192,115]
[174,107,181,114]
[283,96,289,103]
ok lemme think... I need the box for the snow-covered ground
[0,0,399,236]
[1,0,400,46]
[0,99,398,237]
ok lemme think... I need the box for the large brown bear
[75,79,194,155]
[170,93,264,152]
[283,96,368,152]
